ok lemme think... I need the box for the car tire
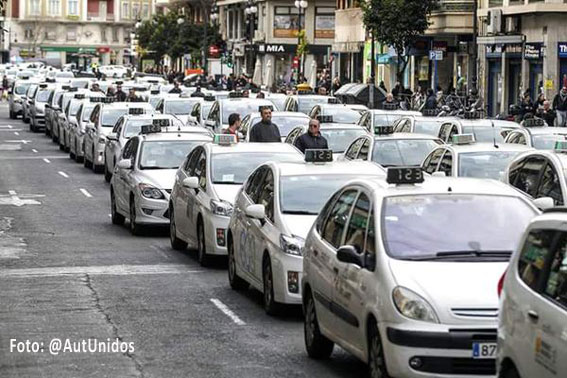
[228,237,249,290]
[263,256,280,315]
[104,162,112,182]
[52,132,58,143]
[368,320,390,378]
[75,141,83,163]
[9,110,14,119]
[197,220,210,267]
[30,121,35,132]
[111,190,125,225]
[45,125,50,136]
[23,116,29,124]
[129,197,142,235]
[499,364,521,378]
[84,154,92,169]
[304,290,334,359]
[170,211,188,251]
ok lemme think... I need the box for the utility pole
[369,32,376,108]
[471,0,478,91]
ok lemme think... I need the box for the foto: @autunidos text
[10,338,135,355]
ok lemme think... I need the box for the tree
[362,0,435,83]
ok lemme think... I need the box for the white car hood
[213,184,241,204]
[281,214,318,239]
[388,259,506,325]
[136,169,177,190]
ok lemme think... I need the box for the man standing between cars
[293,119,328,153]
[553,86,567,126]
[249,106,281,142]
[223,113,242,141]
[127,88,143,102]
[169,81,182,94]
[115,84,127,101]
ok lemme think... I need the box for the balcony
[427,0,474,34]
[432,0,475,13]
[87,12,115,22]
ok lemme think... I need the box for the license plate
[472,342,497,359]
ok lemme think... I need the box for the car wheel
[368,320,390,378]
[45,125,50,136]
[228,237,249,290]
[104,162,112,182]
[9,110,14,119]
[75,141,83,163]
[263,256,280,315]
[111,190,125,225]
[52,131,58,143]
[30,121,35,132]
[129,197,142,235]
[169,208,188,250]
[304,290,334,359]
[197,220,210,267]
[499,364,521,378]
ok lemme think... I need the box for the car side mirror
[182,176,199,190]
[106,133,118,141]
[533,197,554,211]
[431,171,446,177]
[245,204,265,220]
[238,132,245,141]
[116,159,133,169]
[45,104,51,109]
[336,245,364,268]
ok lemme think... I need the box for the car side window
[357,138,371,160]
[245,167,266,203]
[122,139,134,159]
[345,138,364,160]
[518,229,558,291]
[112,118,122,133]
[344,193,371,254]
[511,156,546,197]
[506,132,520,144]
[542,232,567,308]
[438,150,453,176]
[256,169,275,222]
[184,148,200,173]
[365,208,375,257]
[438,123,453,142]
[316,191,341,233]
[423,148,444,174]
[537,162,564,205]
[517,133,526,145]
[321,189,358,249]
[193,150,207,190]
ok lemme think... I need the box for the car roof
[275,160,386,177]
[374,132,441,141]
[525,127,567,136]
[248,111,309,118]
[446,142,533,153]
[207,141,302,155]
[370,110,421,116]
[104,102,153,109]
[139,132,212,142]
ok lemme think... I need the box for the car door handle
[527,310,539,321]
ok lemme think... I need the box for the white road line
[58,171,69,178]
[13,132,19,136]
[0,264,204,277]
[79,188,92,198]
[32,149,38,153]
[210,298,246,325]
[43,158,51,163]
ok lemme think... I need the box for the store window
[68,0,79,16]
[273,6,302,38]
[113,27,119,42]
[315,7,334,39]
[132,3,140,19]
[45,31,57,40]
[142,3,149,19]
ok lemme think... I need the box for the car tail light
[497,270,507,298]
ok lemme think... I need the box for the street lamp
[210,5,219,22]
[294,0,307,83]
[245,0,257,75]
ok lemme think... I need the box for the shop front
[525,43,543,99]
[559,42,567,89]
[486,45,502,117]
[506,44,523,107]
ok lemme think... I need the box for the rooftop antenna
[490,119,499,148]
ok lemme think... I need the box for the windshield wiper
[401,250,512,261]
[283,210,317,215]
[212,181,241,185]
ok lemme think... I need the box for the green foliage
[297,30,307,58]
[362,0,435,81]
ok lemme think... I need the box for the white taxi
[205,96,277,132]
[302,168,540,377]
[168,137,302,266]
[357,110,422,133]
[227,150,385,314]
[241,111,310,141]
[110,124,211,235]
[497,208,567,378]
[504,117,567,149]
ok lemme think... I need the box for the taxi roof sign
[386,167,424,185]
[554,140,567,153]
[129,107,145,115]
[383,103,398,111]
[140,124,162,134]
[213,134,237,145]
[90,96,115,103]
[152,119,170,126]
[74,94,86,99]
[304,149,333,163]
[229,91,245,98]
[317,115,333,123]
[375,125,394,135]
[204,95,216,101]
[523,118,546,127]
[327,97,340,104]
[452,134,475,145]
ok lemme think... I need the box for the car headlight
[138,184,165,199]
[210,199,233,216]
[392,286,439,323]
[279,234,305,256]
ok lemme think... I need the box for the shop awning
[41,46,97,53]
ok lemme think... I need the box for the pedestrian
[127,88,143,102]
[535,92,546,109]
[115,84,127,101]
[423,88,437,110]
[553,86,567,126]
[249,106,281,143]
[332,76,341,93]
[0,75,7,101]
[91,83,105,94]
[256,92,265,99]
[191,85,205,98]
[382,93,399,109]
[537,100,557,126]
[223,113,242,141]
[169,81,182,94]
[293,119,328,153]
[379,81,387,93]
[519,92,535,120]
[318,87,327,96]
[107,86,116,97]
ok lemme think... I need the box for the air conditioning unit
[505,16,520,33]
[487,9,502,35]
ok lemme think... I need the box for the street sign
[429,50,443,61]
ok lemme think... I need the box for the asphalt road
[0,103,366,378]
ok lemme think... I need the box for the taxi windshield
[458,151,522,179]
[202,103,213,118]
[280,175,363,215]
[82,105,95,121]
[102,109,129,127]
[36,90,52,102]
[531,134,567,149]
[414,121,443,135]
[374,114,405,127]
[124,119,175,137]
[149,97,161,108]
[322,108,361,124]
[462,126,508,143]
[382,194,536,260]
[165,100,198,115]
[267,96,286,110]
[69,101,81,116]
[250,115,309,137]
[321,128,368,153]
[211,152,300,184]
[139,141,200,169]
[222,102,275,124]
[15,84,31,95]
[372,139,440,167]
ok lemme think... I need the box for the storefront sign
[315,15,335,39]
[545,79,554,90]
[505,44,523,57]
[257,44,296,54]
[559,43,567,58]
[486,44,502,58]
[524,43,542,60]
[429,50,443,61]
[432,41,448,52]
[97,47,110,53]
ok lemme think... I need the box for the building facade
[3,0,155,67]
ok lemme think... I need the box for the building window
[45,31,57,40]
[48,0,61,15]
[315,7,335,39]
[101,27,107,42]
[273,6,302,38]
[67,28,77,41]
[132,3,140,19]
[24,28,35,39]
[113,27,119,42]
[29,0,41,16]
[68,0,79,16]
[142,3,149,19]
[122,2,130,19]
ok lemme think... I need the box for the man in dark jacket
[537,100,557,126]
[294,119,328,153]
[423,88,437,110]
[115,84,127,102]
[553,86,567,126]
[168,81,182,94]
[249,107,281,142]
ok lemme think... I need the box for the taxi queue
[7,68,567,378]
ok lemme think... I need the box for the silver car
[8,79,32,119]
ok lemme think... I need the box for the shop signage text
[524,43,542,60]
[559,43,567,58]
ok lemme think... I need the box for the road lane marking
[79,188,92,198]
[58,171,69,178]
[0,125,13,129]
[210,298,246,325]
[0,191,44,207]
[0,264,204,278]
[43,158,51,163]
[5,139,30,144]
[32,149,38,153]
